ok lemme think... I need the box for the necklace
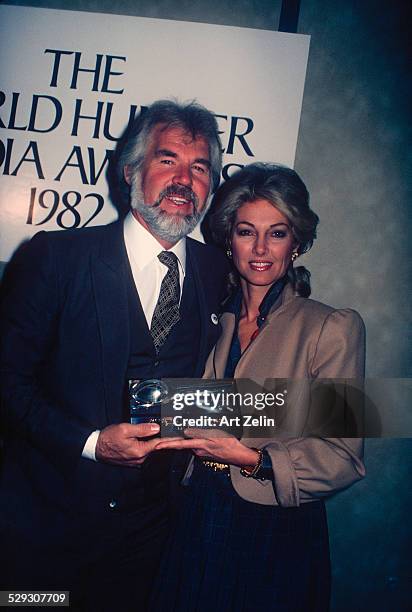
[250,314,266,343]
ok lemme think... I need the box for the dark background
[1,1,411,609]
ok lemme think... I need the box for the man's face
[125,124,211,247]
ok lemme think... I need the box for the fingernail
[150,423,160,432]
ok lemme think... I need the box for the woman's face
[231,199,296,288]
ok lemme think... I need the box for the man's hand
[95,422,161,467]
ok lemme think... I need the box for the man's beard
[130,174,209,243]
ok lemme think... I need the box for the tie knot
[158,251,179,270]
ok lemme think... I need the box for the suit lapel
[186,239,223,377]
[91,222,130,423]
[209,313,236,378]
[186,241,207,377]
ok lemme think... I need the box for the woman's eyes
[236,228,288,238]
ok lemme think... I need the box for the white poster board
[0,5,310,262]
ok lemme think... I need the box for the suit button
[109,499,117,509]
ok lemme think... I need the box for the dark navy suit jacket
[0,221,228,547]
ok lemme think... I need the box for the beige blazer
[202,283,366,507]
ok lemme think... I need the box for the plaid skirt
[151,459,330,612]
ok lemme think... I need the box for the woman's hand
[155,428,260,469]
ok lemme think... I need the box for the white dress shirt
[123,211,186,326]
[82,212,187,460]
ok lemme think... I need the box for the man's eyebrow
[194,158,211,169]
[155,148,177,158]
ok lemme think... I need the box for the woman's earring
[291,251,299,262]
[226,248,232,259]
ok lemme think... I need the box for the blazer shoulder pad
[289,297,365,334]
[30,220,121,255]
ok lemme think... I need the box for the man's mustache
[153,185,198,210]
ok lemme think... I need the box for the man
[0,100,228,610]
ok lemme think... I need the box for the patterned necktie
[150,251,181,352]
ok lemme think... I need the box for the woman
[153,163,365,612]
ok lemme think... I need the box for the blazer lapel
[209,284,298,379]
[91,223,130,423]
[235,283,297,377]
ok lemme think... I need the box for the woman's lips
[249,261,273,271]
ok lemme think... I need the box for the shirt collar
[256,275,288,326]
[224,274,288,326]
[123,211,186,275]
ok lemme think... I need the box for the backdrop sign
[0,5,310,262]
